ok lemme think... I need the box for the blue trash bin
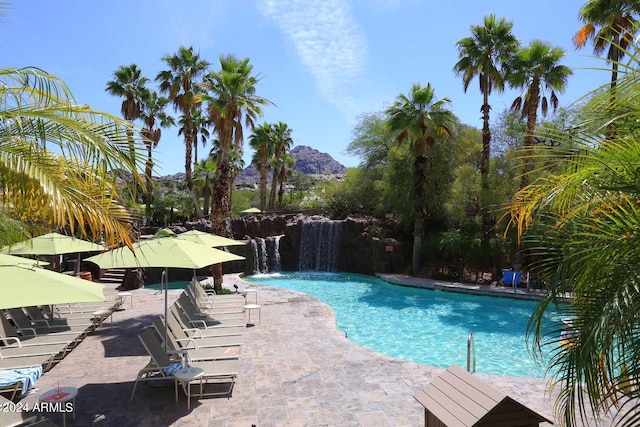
[503,270,521,285]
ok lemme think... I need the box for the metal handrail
[467,331,476,373]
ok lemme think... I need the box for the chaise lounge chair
[151,317,242,363]
[131,327,240,401]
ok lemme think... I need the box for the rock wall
[140,214,409,277]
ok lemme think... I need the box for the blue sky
[3,0,609,175]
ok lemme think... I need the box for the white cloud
[257,0,368,118]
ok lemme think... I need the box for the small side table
[244,304,261,325]
[39,386,78,427]
[92,309,113,328]
[243,288,258,304]
[116,291,133,309]
[175,367,205,410]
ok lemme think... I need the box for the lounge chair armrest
[55,305,73,314]
[174,338,197,349]
[0,337,22,347]
[188,320,207,329]
[16,327,37,337]
[198,302,214,310]
[182,328,203,338]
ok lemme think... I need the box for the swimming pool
[245,272,557,377]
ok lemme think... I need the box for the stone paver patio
[16,274,609,426]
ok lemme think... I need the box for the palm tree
[192,106,210,170]
[574,0,640,89]
[139,89,175,221]
[508,40,572,188]
[203,54,271,288]
[105,64,149,203]
[508,41,640,425]
[193,157,217,217]
[1,67,145,247]
[156,46,210,216]
[453,14,519,236]
[385,83,456,275]
[277,153,295,210]
[268,122,294,210]
[249,123,275,212]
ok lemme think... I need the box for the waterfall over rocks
[271,235,283,272]
[250,236,283,274]
[298,220,342,272]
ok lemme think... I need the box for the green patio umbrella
[1,232,105,273]
[176,230,245,248]
[1,232,105,255]
[240,207,262,214]
[85,235,245,349]
[0,254,106,310]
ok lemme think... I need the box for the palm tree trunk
[145,142,153,223]
[480,77,494,273]
[127,128,138,203]
[211,160,232,291]
[520,79,540,189]
[412,155,427,275]
[259,156,268,211]
[277,171,285,210]
[268,166,279,210]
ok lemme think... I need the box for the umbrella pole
[162,267,168,352]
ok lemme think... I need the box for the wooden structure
[414,365,553,426]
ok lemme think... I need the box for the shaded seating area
[414,365,553,426]
[0,299,124,400]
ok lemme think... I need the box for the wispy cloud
[257,0,368,118]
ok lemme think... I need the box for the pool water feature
[246,272,557,377]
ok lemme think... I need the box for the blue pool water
[245,272,557,377]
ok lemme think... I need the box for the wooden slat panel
[429,374,488,421]
[437,369,499,412]
[415,389,473,427]
[414,365,551,427]
[447,365,505,402]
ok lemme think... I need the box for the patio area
[16,274,595,426]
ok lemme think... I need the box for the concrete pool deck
[377,273,552,301]
[17,274,609,426]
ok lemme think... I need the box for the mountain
[288,145,346,175]
[235,145,346,186]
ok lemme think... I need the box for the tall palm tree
[249,122,275,212]
[192,106,210,170]
[268,122,294,210]
[156,46,210,216]
[574,0,640,89]
[203,54,271,288]
[105,64,149,203]
[193,157,217,217]
[1,67,145,247]
[509,40,640,425]
[453,14,519,237]
[277,153,295,210]
[508,41,572,188]
[177,105,210,179]
[385,83,456,275]
[139,89,175,221]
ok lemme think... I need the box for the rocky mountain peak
[288,145,346,175]
[235,145,346,186]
